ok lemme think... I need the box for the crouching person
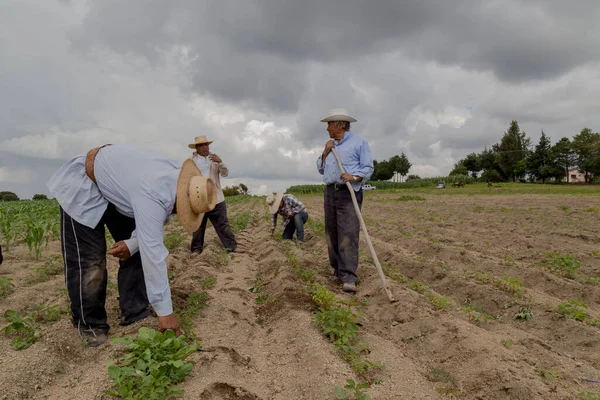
[47,144,216,346]
[267,191,309,242]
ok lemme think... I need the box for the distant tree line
[223,183,249,197]
[0,192,50,201]
[371,153,412,181]
[450,121,600,183]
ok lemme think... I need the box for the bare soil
[1,191,600,399]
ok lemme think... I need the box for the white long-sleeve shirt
[192,152,228,204]
[47,144,178,316]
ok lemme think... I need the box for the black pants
[60,204,150,335]
[191,201,237,253]
[324,185,362,284]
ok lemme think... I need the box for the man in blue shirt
[316,109,374,293]
[47,144,216,346]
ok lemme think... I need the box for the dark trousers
[324,185,362,284]
[60,204,150,335]
[283,211,309,240]
[191,201,237,253]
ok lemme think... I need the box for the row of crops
[287,175,478,194]
[0,200,60,260]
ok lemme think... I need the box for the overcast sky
[1,0,599,198]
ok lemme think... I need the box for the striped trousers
[60,204,150,335]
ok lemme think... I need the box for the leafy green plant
[558,299,588,321]
[501,339,513,348]
[230,211,251,233]
[29,304,65,323]
[580,392,600,400]
[559,205,569,212]
[105,328,198,399]
[200,277,216,289]
[0,276,15,299]
[335,379,372,400]
[24,220,47,260]
[2,310,41,350]
[542,252,581,279]
[315,307,359,354]
[163,232,185,252]
[514,306,533,321]
[500,275,524,296]
[27,265,49,284]
[310,283,337,310]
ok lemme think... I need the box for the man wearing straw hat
[317,108,374,293]
[266,191,309,242]
[188,135,237,254]
[47,144,217,346]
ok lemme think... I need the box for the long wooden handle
[331,148,396,303]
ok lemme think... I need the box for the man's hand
[158,314,182,336]
[287,211,293,218]
[323,140,334,153]
[208,153,222,163]
[341,172,354,183]
[108,241,131,260]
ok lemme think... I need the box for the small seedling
[0,277,15,299]
[163,232,185,252]
[558,299,588,321]
[335,379,372,400]
[2,310,40,350]
[514,306,533,321]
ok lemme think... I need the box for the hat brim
[188,141,214,149]
[176,159,206,233]
[320,115,357,123]
[268,192,284,215]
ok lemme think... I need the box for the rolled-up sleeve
[123,230,139,256]
[357,141,374,181]
[219,162,229,177]
[131,198,173,316]
[316,156,325,175]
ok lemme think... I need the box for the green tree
[0,191,19,201]
[571,128,600,183]
[526,131,552,182]
[32,194,48,201]
[238,183,249,195]
[462,153,481,178]
[393,153,412,182]
[495,120,531,182]
[449,163,468,176]
[549,137,575,183]
[371,159,394,181]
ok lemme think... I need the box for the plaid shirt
[271,194,306,231]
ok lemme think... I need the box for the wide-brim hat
[266,191,284,215]
[320,108,357,123]
[176,159,218,233]
[188,135,214,149]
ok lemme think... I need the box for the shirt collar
[334,131,353,146]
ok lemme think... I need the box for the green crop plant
[310,283,337,310]
[335,379,372,400]
[542,252,581,279]
[0,277,15,299]
[163,232,185,252]
[105,328,198,399]
[24,220,47,260]
[500,275,524,296]
[558,299,589,322]
[514,306,533,321]
[395,195,425,202]
[306,218,325,237]
[2,310,41,350]
[230,211,251,233]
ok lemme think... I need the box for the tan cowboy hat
[188,135,214,149]
[176,159,218,233]
[320,108,357,123]
[265,191,284,215]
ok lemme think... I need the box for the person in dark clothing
[316,109,374,293]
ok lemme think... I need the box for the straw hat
[320,108,357,123]
[266,191,284,215]
[188,135,214,149]
[176,159,218,233]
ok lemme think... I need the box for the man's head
[266,191,284,214]
[320,108,356,140]
[188,136,213,156]
[195,142,210,156]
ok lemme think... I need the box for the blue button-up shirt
[47,144,179,317]
[316,132,374,191]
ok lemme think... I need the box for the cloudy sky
[1,0,599,198]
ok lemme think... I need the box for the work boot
[343,282,357,293]
[77,326,108,347]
